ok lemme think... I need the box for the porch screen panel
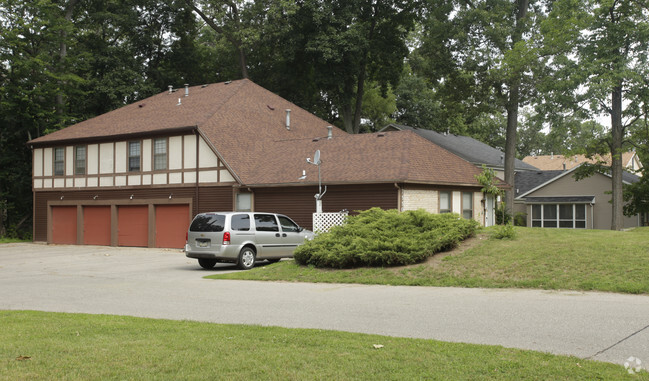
[559,204,573,228]
[543,204,557,227]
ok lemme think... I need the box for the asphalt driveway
[1,243,648,367]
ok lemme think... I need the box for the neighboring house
[29,79,490,249]
[522,152,643,173]
[381,124,538,226]
[513,166,643,229]
[381,124,540,179]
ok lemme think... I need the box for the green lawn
[1,310,644,380]
[0,238,29,244]
[208,227,649,294]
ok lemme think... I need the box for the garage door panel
[155,205,190,249]
[52,206,77,245]
[83,206,111,246]
[118,206,148,247]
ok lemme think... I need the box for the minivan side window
[231,214,251,231]
[278,216,300,233]
[254,214,279,232]
[190,214,225,232]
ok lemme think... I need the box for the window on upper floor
[439,191,451,213]
[74,146,86,175]
[54,147,65,176]
[153,138,167,171]
[128,141,141,172]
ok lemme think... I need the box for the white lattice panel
[313,211,348,233]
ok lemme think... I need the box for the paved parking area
[1,243,648,367]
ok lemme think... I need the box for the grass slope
[208,227,649,294]
[1,311,644,380]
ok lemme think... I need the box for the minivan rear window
[190,214,225,232]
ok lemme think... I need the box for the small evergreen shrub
[294,208,479,268]
[514,212,527,227]
[490,224,516,240]
[495,203,511,225]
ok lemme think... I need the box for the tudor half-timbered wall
[32,133,238,248]
[32,134,234,190]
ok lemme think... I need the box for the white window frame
[531,203,587,229]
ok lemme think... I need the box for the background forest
[1,0,648,237]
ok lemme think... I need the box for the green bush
[490,224,516,240]
[495,202,511,225]
[514,212,527,227]
[294,208,479,268]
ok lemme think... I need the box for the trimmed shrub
[293,208,479,268]
[490,224,516,240]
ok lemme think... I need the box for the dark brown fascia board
[242,180,483,188]
[27,125,198,148]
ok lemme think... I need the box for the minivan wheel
[198,258,217,269]
[237,247,256,270]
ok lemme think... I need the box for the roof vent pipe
[184,84,189,97]
[551,152,554,159]
[168,85,173,94]
[327,126,332,139]
[285,109,291,130]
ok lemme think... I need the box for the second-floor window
[128,141,141,172]
[153,138,167,170]
[54,147,65,176]
[75,146,86,175]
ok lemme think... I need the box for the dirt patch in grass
[388,233,488,273]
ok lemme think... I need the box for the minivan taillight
[223,231,231,245]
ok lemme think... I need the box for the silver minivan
[184,212,314,270]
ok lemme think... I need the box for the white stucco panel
[87,177,98,187]
[128,175,141,186]
[198,137,219,168]
[115,142,127,173]
[43,148,53,176]
[34,179,43,189]
[169,136,182,170]
[184,135,196,169]
[34,149,43,177]
[53,178,65,188]
[87,144,98,175]
[99,143,114,174]
[65,146,74,176]
[183,171,196,183]
[142,139,152,172]
[169,172,182,184]
[199,170,219,183]
[115,176,126,187]
[220,169,234,182]
[153,173,167,185]
[74,178,86,188]
[43,178,52,188]
[100,176,113,187]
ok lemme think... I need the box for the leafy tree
[416,0,545,217]
[541,0,649,230]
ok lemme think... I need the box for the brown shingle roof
[522,153,637,171]
[30,79,483,187]
[237,130,483,186]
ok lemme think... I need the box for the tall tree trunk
[503,0,529,219]
[504,83,519,218]
[610,85,624,230]
[56,0,79,116]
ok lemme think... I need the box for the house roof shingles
[522,153,637,171]
[29,79,483,187]
[383,124,539,171]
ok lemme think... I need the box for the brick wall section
[401,188,439,213]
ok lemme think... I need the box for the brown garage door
[52,206,77,244]
[83,206,111,246]
[155,204,190,248]
[118,205,148,247]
